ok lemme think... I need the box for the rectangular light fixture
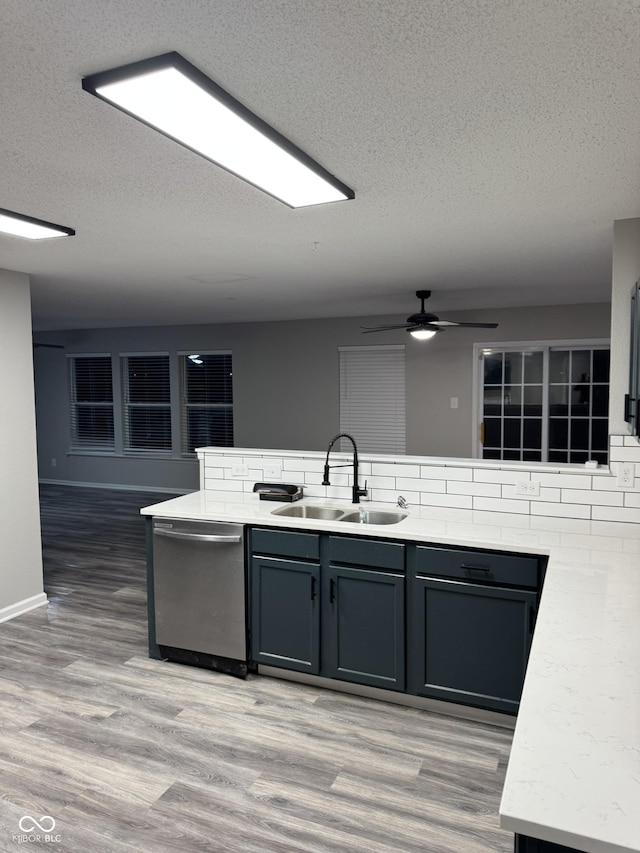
[0,208,75,240]
[82,52,355,209]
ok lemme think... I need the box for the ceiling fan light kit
[362,290,499,341]
[82,52,355,209]
[0,208,75,240]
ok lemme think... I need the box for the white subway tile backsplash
[207,478,243,492]
[591,475,624,491]
[531,502,591,519]
[420,466,472,481]
[199,448,640,523]
[395,477,425,493]
[609,435,624,446]
[420,492,473,509]
[623,435,640,447]
[473,497,530,515]
[473,469,520,485]
[447,481,501,498]
[592,505,640,523]
[415,479,446,494]
[204,455,235,469]
[368,475,397,490]
[284,457,324,472]
[536,473,593,489]
[561,488,623,506]
[609,446,640,462]
[371,488,404,504]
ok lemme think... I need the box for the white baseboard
[0,592,48,624]
[39,479,193,495]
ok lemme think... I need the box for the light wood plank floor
[0,484,515,852]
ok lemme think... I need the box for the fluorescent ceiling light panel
[0,208,75,240]
[82,52,355,208]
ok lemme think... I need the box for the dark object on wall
[625,280,640,437]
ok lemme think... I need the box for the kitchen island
[141,488,640,853]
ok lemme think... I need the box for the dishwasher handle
[153,528,242,544]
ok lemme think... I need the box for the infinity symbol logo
[18,815,56,833]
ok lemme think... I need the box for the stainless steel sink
[271,504,408,525]
[271,504,345,520]
[339,510,408,525]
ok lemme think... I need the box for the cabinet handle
[329,578,336,604]
[529,606,537,634]
[310,576,317,601]
[461,563,491,573]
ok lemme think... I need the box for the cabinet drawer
[328,536,405,571]
[414,545,538,589]
[251,528,320,561]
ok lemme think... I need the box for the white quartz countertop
[141,490,640,853]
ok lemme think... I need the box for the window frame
[120,352,173,455]
[472,338,611,464]
[178,350,234,456]
[67,353,116,454]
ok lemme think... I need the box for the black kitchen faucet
[322,433,368,504]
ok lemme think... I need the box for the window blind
[179,352,233,454]
[121,354,171,451]
[339,345,406,454]
[68,355,115,450]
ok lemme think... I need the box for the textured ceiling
[1,0,639,331]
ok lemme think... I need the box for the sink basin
[271,504,345,520]
[339,510,408,525]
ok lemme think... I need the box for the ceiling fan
[361,290,498,340]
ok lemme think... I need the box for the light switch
[450,397,459,409]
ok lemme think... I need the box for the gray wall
[34,302,610,491]
[0,269,44,612]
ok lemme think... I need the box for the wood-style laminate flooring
[0,484,515,852]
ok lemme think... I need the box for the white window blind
[68,355,115,451]
[179,352,234,454]
[339,345,406,454]
[121,354,171,452]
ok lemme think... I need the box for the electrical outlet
[263,463,282,479]
[50,457,57,467]
[515,480,540,496]
[616,463,635,489]
[231,463,249,477]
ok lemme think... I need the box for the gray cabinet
[249,529,321,674]
[249,527,543,713]
[249,528,406,692]
[408,544,540,715]
[250,556,320,673]
[323,565,405,690]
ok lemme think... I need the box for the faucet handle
[397,495,409,508]
[359,480,368,498]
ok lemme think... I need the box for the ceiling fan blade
[431,320,499,329]
[360,324,410,333]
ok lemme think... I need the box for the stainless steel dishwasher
[152,517,248,677]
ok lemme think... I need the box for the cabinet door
[323,565,405,691]
[409,577,536,714]
[250,557,320,674]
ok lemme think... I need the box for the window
[478,343,610,464]
[121,354,171,452]
[339,345,406,454]
[179,352,233,454]
[68,355,114,451]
